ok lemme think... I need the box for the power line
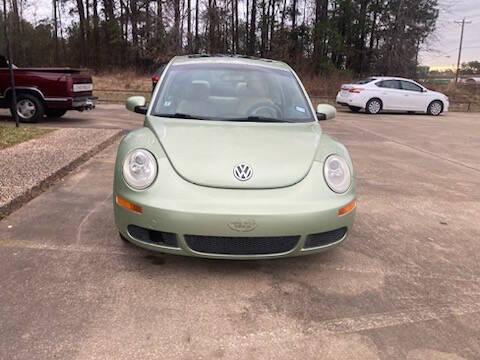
[454,18,472,83]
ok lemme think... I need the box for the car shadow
[120,236,340,278]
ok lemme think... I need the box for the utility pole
[2,0,19,127]
[53,0,59,63]
[454,18,471,84]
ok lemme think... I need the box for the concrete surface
[1,108,480,359]
[0,104,143,130]
[0,128,122,216]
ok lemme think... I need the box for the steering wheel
[247,102,283,119]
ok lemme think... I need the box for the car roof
[368,76,418,82]
[170,54,292,72]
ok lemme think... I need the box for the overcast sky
[420,0,480,69]
[24,0,480,69]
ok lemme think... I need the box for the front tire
[46,109,67,118]
[11,93,45,123]
[427,100,443,116]
[365,98,382,114]
[348,106,361,113]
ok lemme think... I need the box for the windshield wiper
[154,113,207,120]
[225,116,292,123]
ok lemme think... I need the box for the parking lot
[1,106,480,359]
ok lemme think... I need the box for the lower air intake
[304,227,347,249]
[127,225,178,248]
[185,235,300,255]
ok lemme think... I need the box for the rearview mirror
[316,104,336,121]
[126,96,148,115]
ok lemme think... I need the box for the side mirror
[126,96,148,115]
[316,104,336,121]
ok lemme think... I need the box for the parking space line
[309,301,480,334]
[346,122,480,173]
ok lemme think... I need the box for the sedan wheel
[366,99,382,114]
[427,101,443,116]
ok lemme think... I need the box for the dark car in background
[0,55,96,123]
[151,64,167,92]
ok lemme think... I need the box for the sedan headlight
[122,149,157,190]
[323,154,351,193]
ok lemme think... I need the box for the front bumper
[114,159,356,260]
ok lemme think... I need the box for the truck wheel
[11,94,45,123]
[46,109,67,118]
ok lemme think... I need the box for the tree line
[1,0,439,77]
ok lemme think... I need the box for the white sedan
[336,77,449,116]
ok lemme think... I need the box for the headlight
[323,154,351,193]
[122,149,157,190]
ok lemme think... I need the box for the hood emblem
[228,219,257,232]
[233,164,253,181]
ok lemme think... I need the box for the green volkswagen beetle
[114,55,356,259]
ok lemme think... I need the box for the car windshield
[151,63,315,123]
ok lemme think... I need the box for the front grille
[127,225,178,248]
[185,235,300,255]
[304,227,347,249]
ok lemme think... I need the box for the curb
[0,130,124,219]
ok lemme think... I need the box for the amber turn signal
[338,200,356,217]
[116,195,143,214]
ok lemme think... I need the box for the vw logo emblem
[233,164,253,181]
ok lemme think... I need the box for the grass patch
[0,126,54,150]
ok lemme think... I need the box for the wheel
[11,93,45,123]
[46,109,67,118]
[348,106,361,113]
[427,100,443,116]
[365,98,382,114]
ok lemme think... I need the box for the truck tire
[46,109,67,118]
[11,93,45,123]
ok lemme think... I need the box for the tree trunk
[313,0,328,61]
[93,0,99,67]
[130,0,139,60]
[246,0,249,50]
[231,0,235,53]
[187,0,192,52]
[260,0,266,56]
[234,0,239,53]
[75,0,87,66]
[195,0,199,52]
[248,0,256,55]
[268,0,274,53]
[53,0,59,63]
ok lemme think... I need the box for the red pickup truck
[0,56,96,122]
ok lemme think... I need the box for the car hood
[145,116,322,189]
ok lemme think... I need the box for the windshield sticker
[295,106,306,113]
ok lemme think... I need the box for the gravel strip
[0,128,122,217]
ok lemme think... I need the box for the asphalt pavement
[1,106,480,359]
